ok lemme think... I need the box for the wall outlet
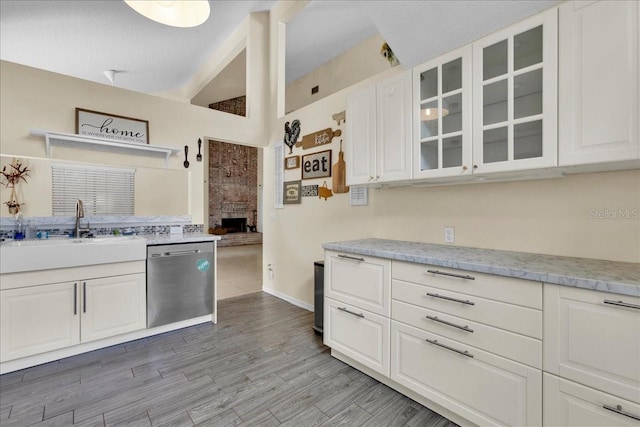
[267,263,274,280]
[444,227,455,244]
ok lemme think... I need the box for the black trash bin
[313,260,324,335]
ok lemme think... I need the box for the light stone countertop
[143,233,221,245]
[322,238,640,298]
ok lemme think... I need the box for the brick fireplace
[208,139,261,247]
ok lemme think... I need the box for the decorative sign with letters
[295,128,341,150]
[301,185,318,197]
[301,150,332,180]
[76,108,149,144]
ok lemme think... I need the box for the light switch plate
[170,225,183,235]
[444,227,455,243]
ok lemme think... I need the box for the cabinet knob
[473,164,478,169]
[462,165,468,171]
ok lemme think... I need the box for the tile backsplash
[0,215,203,239]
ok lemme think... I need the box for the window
[52,163,135,216]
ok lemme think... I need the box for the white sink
[0,236,147,274]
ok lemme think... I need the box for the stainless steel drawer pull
[427,270,476,280]
[425,338,474,358]
[603,299,640,310]
[337,254,365,262]
[73,283,77,315]
[425,315,473,333]
[337,307,365,318]
[426,292,475,306]
[603,404,640,421]
[82,282,87,313]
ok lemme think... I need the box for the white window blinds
[52,163,135,216]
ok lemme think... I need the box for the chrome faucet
[75,199,85,237]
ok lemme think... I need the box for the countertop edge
[322,240,640,298]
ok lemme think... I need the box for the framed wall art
[301,149,332,180]
[76,108,149,144]
[284,155,300,170]
[283,180,301,204]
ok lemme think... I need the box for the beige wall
[285,33,393,114]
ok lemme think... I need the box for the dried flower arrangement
[1,158,30,214]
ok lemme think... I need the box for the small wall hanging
[332,111,346,126]
[296,128,341,150]
[196,138,203,161]
[1,158,30,214]
[285,156,300,170]
[318,181,333,201]
[302,150,332,180]
[284,120,301,154]
[283,180,301,204]
[332,140,349,194]
[183,145,190,168]
[301,185,318,197]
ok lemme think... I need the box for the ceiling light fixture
[124,1,210,28]
[421,99,450,121]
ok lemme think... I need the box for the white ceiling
[0,0,559,100]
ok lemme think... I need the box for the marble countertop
[142,233,221,245]
[322,238,640,297]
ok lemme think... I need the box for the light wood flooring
[0,292,458,427]
[217,244,263,300]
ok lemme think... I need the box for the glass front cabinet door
[472,8,558,174]
[413,45,472,179]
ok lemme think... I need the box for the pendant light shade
[124,1,210,28]
[420,98,450,121]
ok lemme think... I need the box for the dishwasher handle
[150,249,201,257]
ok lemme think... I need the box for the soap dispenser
[14,211,24,240]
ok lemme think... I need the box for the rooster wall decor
[284,119,301,154]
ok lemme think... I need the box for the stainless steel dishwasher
[147,241,214,328]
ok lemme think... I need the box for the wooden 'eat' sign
[295,128,341,150]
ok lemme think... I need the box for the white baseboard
[262,286,313,312]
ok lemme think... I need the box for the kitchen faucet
[75,199,86,237]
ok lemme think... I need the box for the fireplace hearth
[222,218,247,233]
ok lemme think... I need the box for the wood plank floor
[0,292,458,426]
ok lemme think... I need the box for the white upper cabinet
[346,70,412,186]
[558,0,639,166]
[413,46,473,179]
[472,8,558,174]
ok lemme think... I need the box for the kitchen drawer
[391,321,542,427]
[392,260,542,309]
[392,300,541,369]
[325,250,391,316]
[544,284,640,403]
[393,279,542,339]
[544,373,640,426]
[324,297,390,376]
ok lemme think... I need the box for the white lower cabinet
[324,298,390,376]
[544,373,640,426]
[391,321,542,426]
[0,272,146,362]
[80,274,146,343]
[0,282,80,361]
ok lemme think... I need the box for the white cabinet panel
[346,85,376,185]
[559,0,639,165]
[325,251,390,316]
[544,284,640,403]
[324,298,390,376]
[544,373,640,426]
[81,273,146,343]
[1,282,80,361]
[391,321,542,426]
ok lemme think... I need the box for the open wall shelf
[30,129,181,168]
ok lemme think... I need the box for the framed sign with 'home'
[76,108,149,145]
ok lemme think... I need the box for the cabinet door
[324,298,390,376]
[0,282,80,361]
[391,321,542,426]
[558,0,639,166]
[472,8,558,174]
[544,373,640,426]
[376,71,413,183]
[413,45,473,179]
[325,251,390,316]
[544,284,640,403]
[346,85,376,186]
[81,273,146,343]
